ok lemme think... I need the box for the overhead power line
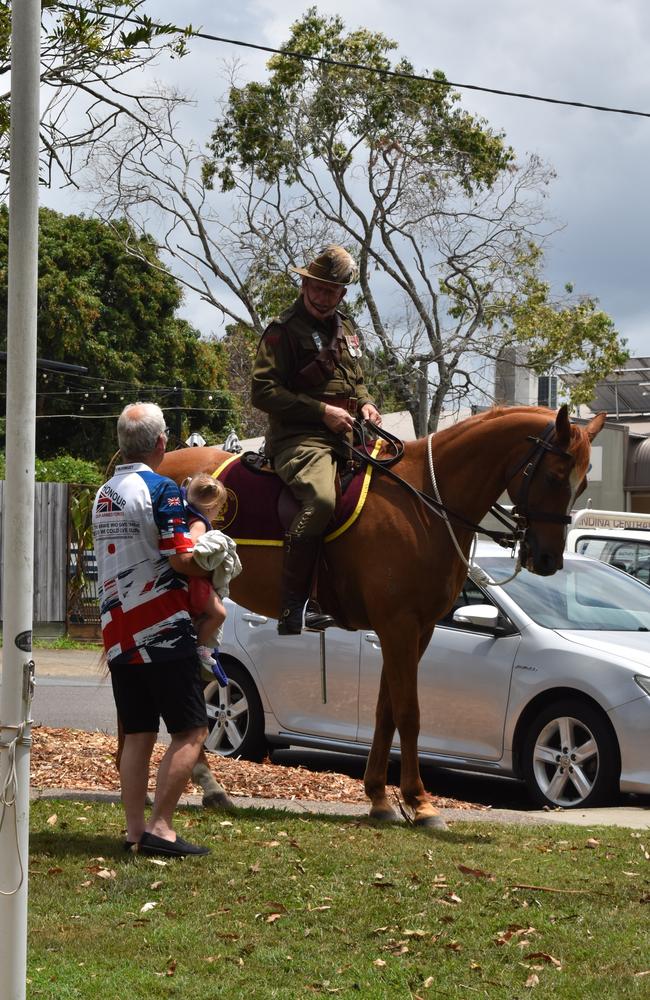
[54,2,650,120]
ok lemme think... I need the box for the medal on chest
[345,333,362,358]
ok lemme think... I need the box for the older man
[92,402,214,857]
[251,245,382,634]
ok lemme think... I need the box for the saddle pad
[213,444,379,546]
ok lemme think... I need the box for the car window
[480,556,650,631]
[576,537,608,560]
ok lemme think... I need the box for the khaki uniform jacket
[251,297,374,457]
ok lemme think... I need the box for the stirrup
[304,601,337,632]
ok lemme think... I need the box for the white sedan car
[205,543,650,809]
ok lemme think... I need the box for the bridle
[503,421,574,531]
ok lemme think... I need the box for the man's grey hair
[117,402,166,460]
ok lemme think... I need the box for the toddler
[183,473,229,671]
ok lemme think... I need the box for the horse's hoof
[414,813,448,832]
[369,808,399,824]
[202,791,236,813]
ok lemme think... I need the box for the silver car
[204,543,650,809]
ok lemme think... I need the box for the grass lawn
[25,800,650,998]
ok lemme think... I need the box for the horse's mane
[400,405,591,466]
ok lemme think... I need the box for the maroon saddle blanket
[212,447,378,546]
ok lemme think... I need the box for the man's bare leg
[119,731,157,844]
[145,726,208,841]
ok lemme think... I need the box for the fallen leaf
[166,959,177,977]
[47,814,58,826]
[525,973,540,988]
[457,864,494,880]
[140,901,158,913]
[266,913,283,924]
[585,838,600,849]
[525,952,562,969]
[373,959,387,968]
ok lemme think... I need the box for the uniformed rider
[251,245,382,635]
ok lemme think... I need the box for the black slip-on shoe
[138,832,210,858]
[123,840,136,852]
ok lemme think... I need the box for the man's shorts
[109,655,209,735]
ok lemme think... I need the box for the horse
[159,404,606,829]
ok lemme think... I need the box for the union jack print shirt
[92,463,197,665]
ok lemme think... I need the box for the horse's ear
[555,404,571,445]
[584,410,607,442]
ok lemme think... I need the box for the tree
[0,1,193,194]
[92,8,627,430]
[0,207,237,463]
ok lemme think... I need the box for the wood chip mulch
[30,725,484,810]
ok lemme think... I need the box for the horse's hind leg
[364,670,398,821]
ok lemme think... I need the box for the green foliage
[35,455,103,485]
[0,2,193,186]
[205,8,513,195]
[0,207,236,463]
[495,247,629,405]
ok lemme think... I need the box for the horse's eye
[546,472,570,491]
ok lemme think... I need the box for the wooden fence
[0,481,81,627]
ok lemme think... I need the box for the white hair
[117,402,166,460]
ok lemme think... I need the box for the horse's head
[507,405,606,576]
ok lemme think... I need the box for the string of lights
[54,1,650,120]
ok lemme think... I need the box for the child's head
[184,474,227,523]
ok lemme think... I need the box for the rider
[251,245,382,635]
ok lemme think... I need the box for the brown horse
[160,405,606,829]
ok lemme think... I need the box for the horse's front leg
[379,625,447,832]
[364,670,398,821]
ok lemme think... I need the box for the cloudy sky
[44,0,650,355]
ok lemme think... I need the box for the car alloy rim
[532,715,599,806]
[203,679,250,755]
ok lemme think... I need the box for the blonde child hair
[183,474,227,522]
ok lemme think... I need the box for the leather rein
[344,419,573,549]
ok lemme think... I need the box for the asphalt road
[3,649,649,815]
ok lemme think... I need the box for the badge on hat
[345,333,362,358]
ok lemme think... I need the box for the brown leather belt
[315,394,358,415]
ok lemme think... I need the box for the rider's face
[302,277,346,319]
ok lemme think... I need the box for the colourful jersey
[92,463,197,665]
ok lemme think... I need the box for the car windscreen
[479,556,650,631]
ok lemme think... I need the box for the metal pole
[0,0,40,996]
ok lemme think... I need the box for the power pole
[0,0,40,997]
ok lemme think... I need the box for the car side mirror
[452,604,514,636]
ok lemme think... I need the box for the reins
[345,419,525,548]
[345,418,575,587]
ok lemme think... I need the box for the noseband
[506,422,574,530]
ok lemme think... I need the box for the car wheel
[202,660,267,762]
[522,699,619,809]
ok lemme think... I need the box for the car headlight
[634,675,650,697]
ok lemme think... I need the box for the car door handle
[364,632,380,644]
[242,612,269,625]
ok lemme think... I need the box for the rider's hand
[361,403,382,427]
[323,404,355,434]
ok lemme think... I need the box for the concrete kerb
[28,788,650,829]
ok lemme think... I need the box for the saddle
[211,446,379,546]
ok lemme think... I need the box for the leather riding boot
[278,534,335,635]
